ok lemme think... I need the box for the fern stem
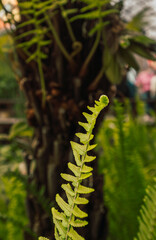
[65,132,93,240]
[60,5,76,43]
[79,29,101,78]
[44,13,74,64]
[37,56,46,106]
[88,68,104,91]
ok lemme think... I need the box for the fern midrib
[65,121,96,240]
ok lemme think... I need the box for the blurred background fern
[96,99,156,240]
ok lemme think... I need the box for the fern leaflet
[134,181,156,240]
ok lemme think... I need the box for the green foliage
[0,176,28,240]
[39,95,109,240]
[134,180,156,240]
[0,34,17,99]
[9,120,34,140]
[96,100,153,240]
[70,0,116,36]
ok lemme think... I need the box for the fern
[96,100,146,240]
[39,95,109,240]
[134,181,156,240]
[16,0,72,104]
[70,0,116,37]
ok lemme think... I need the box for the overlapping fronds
[70,0,117,36]
[16,0,53,62]
[39,95,109,240]
[134,181,156,240]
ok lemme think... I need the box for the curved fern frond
[39,95,109,240]
[134,181,156,240]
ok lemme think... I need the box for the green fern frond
[134,181,156,240]
[70,0,117,36]
[39,95,109,240]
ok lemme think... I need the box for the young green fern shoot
[39,95,109,240]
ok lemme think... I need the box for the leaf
[132,35,156,47]
[70,141,86,155]
[17,19,35,29]
[72,205,88,218]
[103,46,122,84]
[70,219,88,227]
[129,42,155,61]
[55,194,71,217]
[62,8,78,18]
[84,155,96,162]
[39,237,49,240]
[61,173,77,183]
[61,183,75,196]
[81,164,93,173]
[79,173,92,180]
[77,185,94,194]
[72,149,82,166]
[68,162,80,177]
[68,226,85,240]
[76,132,92,144]
[15,30,35,40]
[54,227,61,240]
[52,208,65,221]
[74,196,89,205]
[118,47,139,71]
[53,218,66,238]
[26,52,38,63]
[9,121,34,139]
[66,191,74,205]
[87,144,97,151]
[70,9,117,22]
[18,2,33,9]
[82,112,93,123]
[78,122,91,132]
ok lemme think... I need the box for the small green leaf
[76,133,92,144]
[17,19,35,29]
[72,205,88,218]
[68,226,85,240]
[52,208,65,221]
[70,141,86,155]
[18,2,33,8]
[56,194,71,217]
[82,112,94,123]
[70,219,88,227]
[72,149,82,166]
[66,191,74,205]
[78,122,91,132]
[53,218,66,238]
[61,173,77,183]
[54,227,61,240]
[87,144,97,151]
[77,185,94,194]
[74,196,89,205]
[87,106,96,113]
[68,162,80,177]
[84,155,96,162]
[61,183,75,196]
[79,173,92,180]
[81,164,93,173]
